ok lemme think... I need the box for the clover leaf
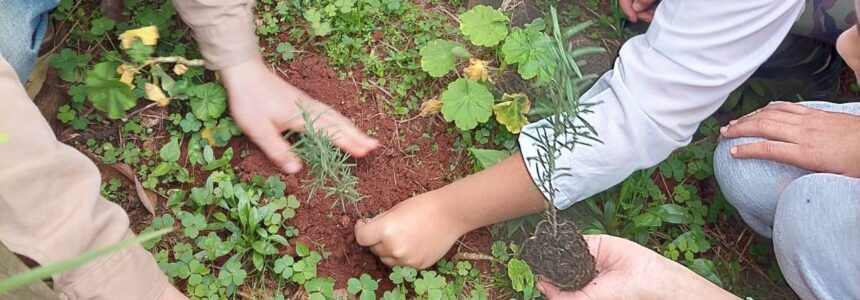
[459,5,509,47]
[50,49,92,82]
[273,256,295,279]
[440,78,494,130]
[419,39,471,77]
[347,274,379,300]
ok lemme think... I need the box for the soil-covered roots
[521,221,596,291]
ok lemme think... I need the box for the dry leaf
[493,93,531,134]
[116,64,139,88]
[109,163,158,216]
[119,26,159,49]
[26,53,52,98]
[144,82,170,106]
[463,58,490,82]
[419,98,443,117]
[201,127,217,146]
[173,63,188,75]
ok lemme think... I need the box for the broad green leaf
[188,83,227,121]
[84,62,136,119]
[440,78,494,130]
[501,28,556,82]
[160,138,181,162]
[419,39,471,77]
[493,93,531,133]
[459,5,509,47]
[507,259,535,293]
[468,148,510,170]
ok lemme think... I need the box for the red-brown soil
[235,54,493,289]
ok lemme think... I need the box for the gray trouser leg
[714,101,860,299]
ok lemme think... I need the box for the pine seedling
[520,7,602,230]
[289,106,362,213]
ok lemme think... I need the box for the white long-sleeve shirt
[518,0,806,209]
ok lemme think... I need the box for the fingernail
[536,283,546,294]
[729,119,738,125]
[730,146,738,156]
[282,161,302,174]
[366,138,380,147]
[720,126,728,134]
[633,2,644,11]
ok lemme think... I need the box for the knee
[714,137,778,210]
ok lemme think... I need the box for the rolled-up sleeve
[519,0,805,209]
[172,0,259,70]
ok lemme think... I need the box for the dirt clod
[521,221,596,291]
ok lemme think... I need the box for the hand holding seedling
[219,58,378,174]
[537,235,737,300]
[720,102,860,178]
[619,0,657,23]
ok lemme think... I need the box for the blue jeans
[0,0,59,83]
[715,101,860,300]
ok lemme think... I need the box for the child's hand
[837,25,860,85]
[354,192,470,269]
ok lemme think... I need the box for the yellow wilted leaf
[173,63,188,75]
[463,58,490,82]
[200,127,217,146]
[493,93,531,134]
[144,83,170,107]
[419,98,443,117]
[116,64,139,88]
[119,26,159,49]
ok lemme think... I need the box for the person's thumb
[354,215,385,247]
[248,122,302,174]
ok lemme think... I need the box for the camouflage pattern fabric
[792,0,857,43]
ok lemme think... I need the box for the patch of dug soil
[236,54,493,289]
[521,221,596,291]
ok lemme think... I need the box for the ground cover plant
[12,0,803,298]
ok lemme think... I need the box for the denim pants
[715,101,860,300]
[0,0,58,84]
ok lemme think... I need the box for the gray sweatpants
[715,101,860,300]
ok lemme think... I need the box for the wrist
[218,57,267,87]
[423,188,475,237]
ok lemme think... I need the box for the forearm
[430,152,547,233]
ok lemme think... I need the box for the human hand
[219,59,378,174]
[721,102,860,178]
[619,0,657,23]
[354,192,469,269]
[537,235,666,299]
[538,235,736,300]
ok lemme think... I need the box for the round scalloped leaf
[440,78,494,130]
[501,28,556,82]
[420,39,470,77]
[459,5,509,47]
[493,93,531,133]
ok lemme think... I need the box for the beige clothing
[0,1,258,298]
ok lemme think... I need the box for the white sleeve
[518,0,805,209]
